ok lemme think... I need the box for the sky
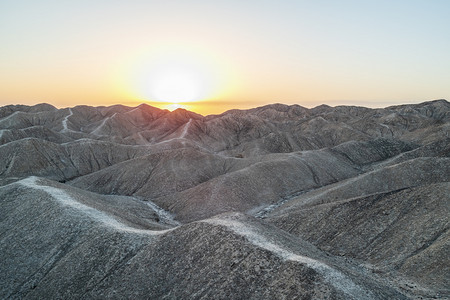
[1,0,449,115]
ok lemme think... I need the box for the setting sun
[150,65,203,103]
[120,45,236,111]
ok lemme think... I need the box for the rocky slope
[1,178,406,299]
[0,99,449,299]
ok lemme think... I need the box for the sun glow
[163,103,189,111]
[150,65,203,103]
[122,46,236,109]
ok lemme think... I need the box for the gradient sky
[1,0,449,115]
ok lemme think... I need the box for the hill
[1,100,449,299]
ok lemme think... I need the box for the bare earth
[1,100,449,299]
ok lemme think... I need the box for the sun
[150,66,202,103]
[128,49,220,104]
[122,46,238,111]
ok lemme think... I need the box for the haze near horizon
[1,0,449,115]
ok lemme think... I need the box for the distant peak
[168,107,203,120]
[314,104,332,109]
[32,103,57,111]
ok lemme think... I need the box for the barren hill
[1,100,449,299]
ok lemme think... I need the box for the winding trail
[61,108,73,132]
[91,116,110,135]
[19,177,172,235]
[203,216,375,300]
[144,200,180,226]
[180,118,192,138]
[152,119,193,145]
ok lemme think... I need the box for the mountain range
[1,99,449,299]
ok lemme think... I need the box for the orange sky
[1,1,449,115]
